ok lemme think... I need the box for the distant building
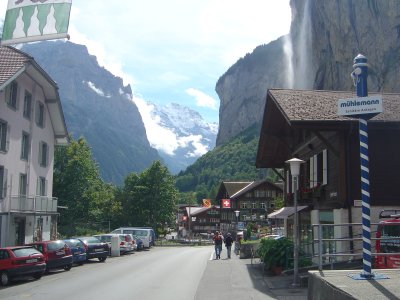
[215,180,283,233]
[0,46,68,247]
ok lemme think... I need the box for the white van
[112,227,155,248]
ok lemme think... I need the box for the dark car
[28,240,73,272]
[0,246,46,286]
[75,237,109,262]
[133,236,144,251]
[63,239,87,265]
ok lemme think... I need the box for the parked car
[27,240,73,273]
[112,227,155,248]
[63,239,87,265]
[0,246,46,286]
[75,236,109,262]
[132,236,144,251]
[94,234,133,255]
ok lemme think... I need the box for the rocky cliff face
[22,41,161,184]
[216,0,400,146]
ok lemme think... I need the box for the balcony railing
[0,195,58,213]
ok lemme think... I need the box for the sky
[0,0,291,155]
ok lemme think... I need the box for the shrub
[257,237,293,269]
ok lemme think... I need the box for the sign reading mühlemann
[1,0,72,46]
[337,95,383,116]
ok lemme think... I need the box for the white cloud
[186,88,217,110]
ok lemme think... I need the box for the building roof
[190,205,220,217]
[230,179,282,199]
[0,46,68,144]
[256,89,400,168]
[221,181,252,197]
[269,89,400,123]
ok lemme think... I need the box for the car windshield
[47,241,66,251]
[12,247,41,257]
[64,239,83,247]
[78,237,101,244]
[96,235,112,243]
[124,230,147,237]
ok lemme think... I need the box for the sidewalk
[195,250,308,300]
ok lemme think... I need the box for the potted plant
[257,236,294,275]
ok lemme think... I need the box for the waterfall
[284,0,313,89]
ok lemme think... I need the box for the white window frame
[23,90,32,119]
[0,166,7,199]
[5,81,18,110]
[0,120,10,153]
[19,173,27,196]
[36,101,45,128]
[21,131,30,160]
[37,177,47,196]
[38,141,48,167]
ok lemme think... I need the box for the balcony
[0,195,58,213]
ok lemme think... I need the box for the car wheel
[33,273,42,280]
[98,257,106,262]
[0,271,10,286]
[64,264,72,271]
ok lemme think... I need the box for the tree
[119,161,178,231]
[53,137,119,236]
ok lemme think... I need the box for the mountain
[176,0,400,197]
[216,0,400,146]
[22,41,161,185]
[149,102,217,174]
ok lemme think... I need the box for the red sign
[222,199,231,208]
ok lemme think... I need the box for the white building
[0,46,68,247]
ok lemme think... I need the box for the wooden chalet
[216,180,283,233]
[256,89,400,257]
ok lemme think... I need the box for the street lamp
[286,157,304,288]
[234,210,240,233]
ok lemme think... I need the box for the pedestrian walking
[213,231,223,259]
[224,233,234,259]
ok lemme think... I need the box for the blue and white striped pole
[353,54,372,278]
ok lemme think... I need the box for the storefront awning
[267,206,308,219]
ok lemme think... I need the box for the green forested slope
[175,124,276,203]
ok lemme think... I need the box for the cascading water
[284,0,313,89]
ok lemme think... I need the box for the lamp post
[286,158,304,287]
[234,210,240,234]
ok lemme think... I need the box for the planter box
[239,243,260,259]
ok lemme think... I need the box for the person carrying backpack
[224,233,234,259]
[213,231,223,259]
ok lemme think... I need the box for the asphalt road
[0,246,212,300]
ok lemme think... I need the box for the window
[23,91,32,119]
[37,177,46,196]
[5,81,18,109]
[261,202,266,209]
[309,149,328,187]
[21,132,30,160]
[36,101,45,128]
[241,202,247,209]
[19,173,27,196]
[252,202,256,209]
[0,166,7,199]
[0,120,9,153]
[38,141,48,167]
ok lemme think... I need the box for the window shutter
[313,154,318,187]
[46,144,49,167]
[45,179,48,196]
[5,124,10,152]
[38,141,42,165]
[3,168,8,198]
[322,149,328,185]
[309,158,313,188]
[36,177,40,196]
[15,84,20,110]
[35,101,39,126]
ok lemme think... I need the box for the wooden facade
[215,180,283,233]
[256,89,400,259]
